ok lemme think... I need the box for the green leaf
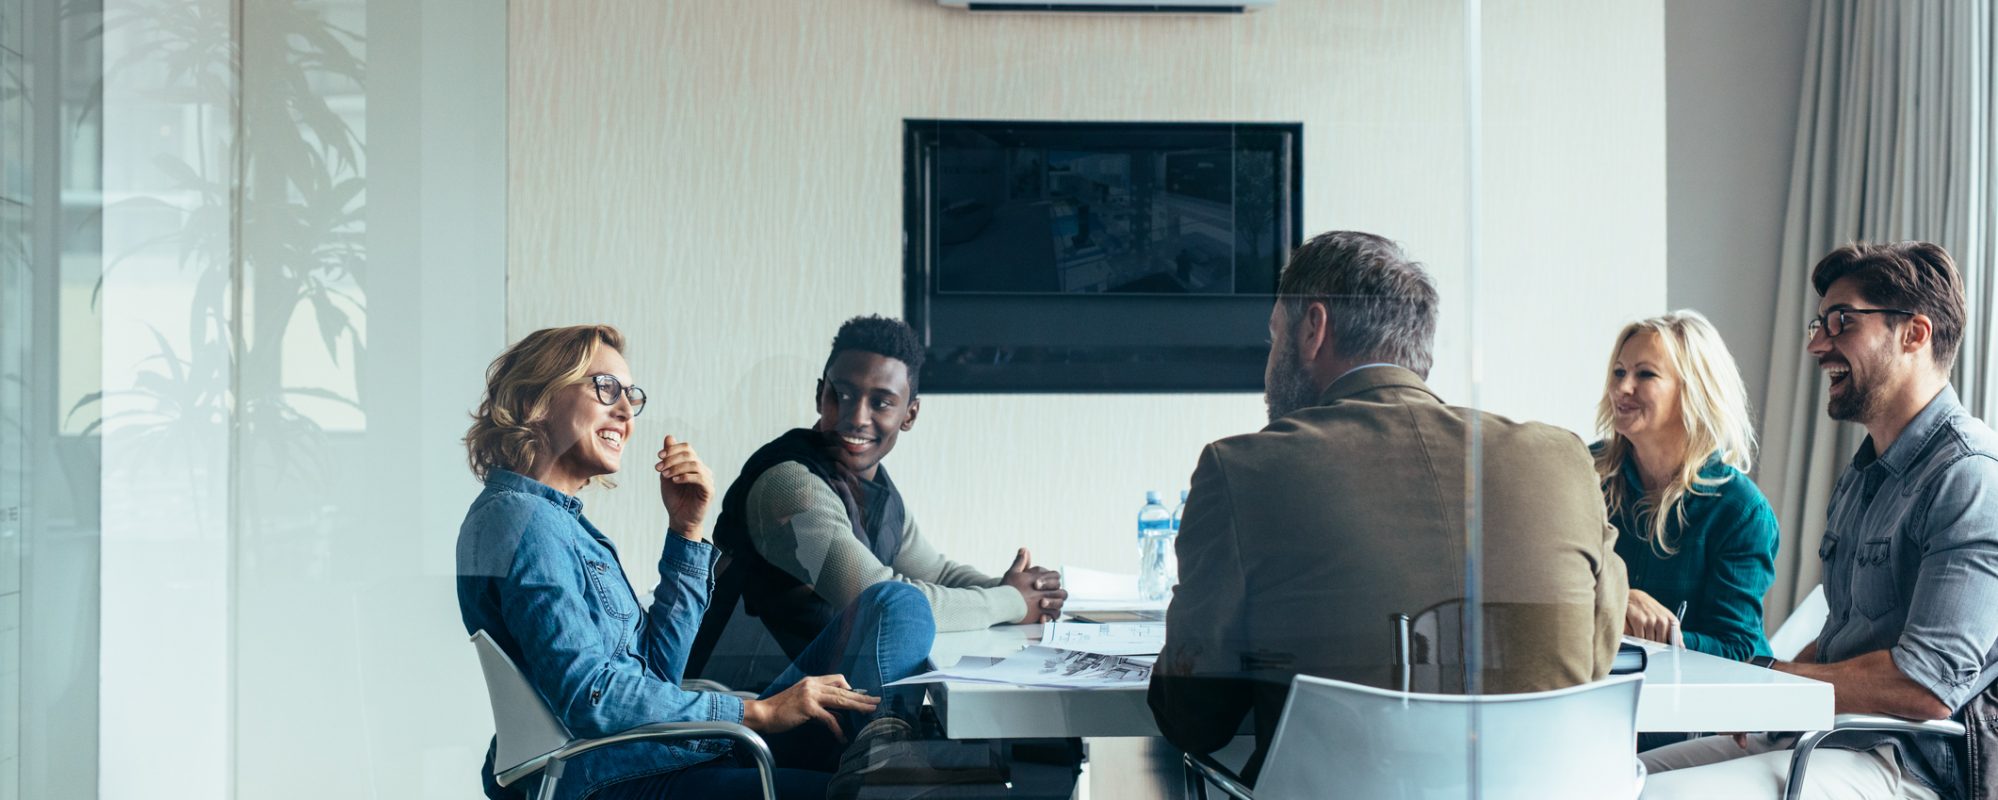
[306,288,350,365]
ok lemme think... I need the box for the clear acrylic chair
[1185,671,1647,800]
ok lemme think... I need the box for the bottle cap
[1145,490,1161,503]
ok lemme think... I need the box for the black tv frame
[903,119,1303,394]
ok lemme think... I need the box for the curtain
[1760,0,1998,623]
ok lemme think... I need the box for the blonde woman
[1594,311,1778,661]
[455,325,933,800]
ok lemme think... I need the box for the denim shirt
[1816,387,1998,798]
[457,469,746,800]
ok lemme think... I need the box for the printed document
[1039,620,1164,656]
[888,645,1153,690]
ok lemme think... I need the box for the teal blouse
[1593,444,1779,661]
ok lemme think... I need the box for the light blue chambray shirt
[457,469,745,800]
[1816,386,1998,796]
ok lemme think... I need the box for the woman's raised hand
[656,435,714,539]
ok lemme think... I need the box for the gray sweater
[744,461,1027,631]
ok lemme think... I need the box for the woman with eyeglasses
[1592,311,1779,662]
[456,325,934,800]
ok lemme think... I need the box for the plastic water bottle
[1138,491,1173,601]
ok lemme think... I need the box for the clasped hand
[1001,547,1066,624]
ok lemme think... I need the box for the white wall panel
[1665,0,1811,430]
[508,0,1665,588]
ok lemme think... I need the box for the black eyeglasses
[589,374,646,416]
[1805,308,1914,343]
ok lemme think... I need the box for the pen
[1673,601,1688,650]
[1674,601,1688,621]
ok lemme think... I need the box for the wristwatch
[1748,655,1778,669]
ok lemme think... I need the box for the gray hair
[1277,230,1439,379]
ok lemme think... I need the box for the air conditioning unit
[938,0,1274,13]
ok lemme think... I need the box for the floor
[1079,737,1255,800]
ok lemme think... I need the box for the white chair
[1768,584,1828,661]
[1185,672,1647,800]
[470,630,777,800]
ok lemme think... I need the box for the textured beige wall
[508,0,1665,585]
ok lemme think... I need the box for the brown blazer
[1148,365,1627,782]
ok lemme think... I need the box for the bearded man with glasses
[1639,242,1998,800]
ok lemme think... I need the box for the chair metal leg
[534,759,564,800]
[741,733,778,800]
[1391,613,1413,693]
[1183,752,1254,800]
[1183,759,1210,800]
[1782,730,1833,800]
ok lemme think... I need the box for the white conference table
[926,624,1834,740]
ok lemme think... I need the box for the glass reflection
[7,0,104,797]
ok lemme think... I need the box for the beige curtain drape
[1760,0,1998,625]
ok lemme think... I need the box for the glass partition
[4,1,102,797]
[8,0,1689,796]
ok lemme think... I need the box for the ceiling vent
[939,0,1274,14]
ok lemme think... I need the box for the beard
[1825,342,1890,423]
[1826,371,1880,423]
[1264,335,1319,424]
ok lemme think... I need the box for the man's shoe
[828,717,1011,799]
[827,716,913,800]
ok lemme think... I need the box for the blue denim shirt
[457,469,746,800]
[1817,386,1998,798]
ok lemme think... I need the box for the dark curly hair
[823,315,925,395]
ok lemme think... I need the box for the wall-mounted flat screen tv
[905,120,1301,393]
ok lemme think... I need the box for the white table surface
[927,625,1834,739]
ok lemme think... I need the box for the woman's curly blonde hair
[465,325,625,486]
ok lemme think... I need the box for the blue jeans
[594,582,936,800]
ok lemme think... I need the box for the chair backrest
[1256,672,1645,800]
[472,630,575,777]
[1407,598,1467,693]
[1769,584,1828,661]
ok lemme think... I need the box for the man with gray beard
[1148,230,1628,786]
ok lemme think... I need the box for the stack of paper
[1060,565,1166,612]
[1039,620,1164,657]
[888,646,1153,690]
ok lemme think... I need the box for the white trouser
[1638,733,1941,800]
